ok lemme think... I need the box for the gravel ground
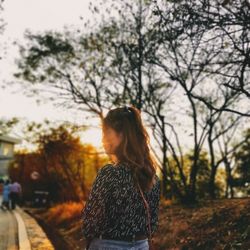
[16,206,55,250]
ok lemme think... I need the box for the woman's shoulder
[98,163,130,184]
[97,164,117,177]
[99,162,129,172]
[100,163,115,171]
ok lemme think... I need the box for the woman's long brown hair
[102,106,157,192]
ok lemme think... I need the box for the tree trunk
[209,167,217,199]
[188,146,200,203]
[208,123,217,199]
[224,158,234,198]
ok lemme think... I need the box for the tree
[10,121,108,203]
[147,0,250,202]
[215,121,249,198]
[202,101,244,198]
[9,151,52,202]
[233,128,250,196]
[154,0,250,116]
[0,117,20,134]
[34,123,108,202]
[0,0,6,61]
[14,0,249,204]
[14,0,174,199]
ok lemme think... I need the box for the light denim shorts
[88,238,149,250]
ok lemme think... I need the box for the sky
[0,0,193,153]
[0,0,103,148]
[0,0,248,154]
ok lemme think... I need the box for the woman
[1,179,10,210]
[81,106,161,250]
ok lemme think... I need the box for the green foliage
[0,0,6,60]
[0,117,20,134]
[10,122,108,203]
[12,0,250,203]
[168,150,224,200]
[15,32,75,83]
[234,128,250,190]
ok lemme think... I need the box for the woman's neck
[110,154,119,165]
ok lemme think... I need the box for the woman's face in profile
[102,126,123,155]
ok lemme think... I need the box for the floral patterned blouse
[81,163,161,240]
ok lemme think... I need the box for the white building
[0,135,21,178]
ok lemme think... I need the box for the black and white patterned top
[81,163,161,240]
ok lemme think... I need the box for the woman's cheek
[104,143,112,154]
[108,144,115,154]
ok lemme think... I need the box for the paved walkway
[0,206,18,250]
[0,195,54,250]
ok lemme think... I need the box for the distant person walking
[1,179,10,210]
[9,180,22,210]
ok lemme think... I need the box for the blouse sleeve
[81,164,116,239]
[150,175,161,234]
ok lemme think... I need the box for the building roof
[0,135,21,144]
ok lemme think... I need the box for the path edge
[13,208,32,250]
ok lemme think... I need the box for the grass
[156,198,250,250]
[26,198,250,250]
[43,201,85,226]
